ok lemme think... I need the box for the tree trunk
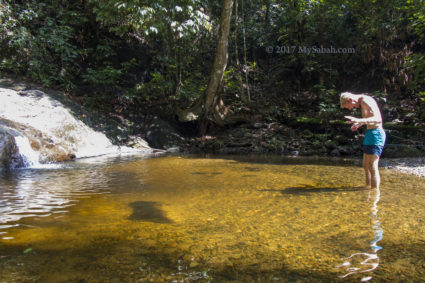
[199,0,234,135]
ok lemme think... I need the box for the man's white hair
[340,92,356,108]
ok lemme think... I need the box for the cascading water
[0,87,152,168]
[13,135,42,168]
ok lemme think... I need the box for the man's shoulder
[361,95,378,106]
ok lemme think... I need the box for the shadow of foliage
[128,201,172,223]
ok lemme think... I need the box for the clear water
[1,155,425,282]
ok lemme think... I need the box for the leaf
[23,248,33,254]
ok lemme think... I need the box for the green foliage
[0,1,85,89]
[134,73,171,101]
[87,0,215,106]
[89,0,210,37]
[82,65,122,87]
[1,0,425,127]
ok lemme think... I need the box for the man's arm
[345,115,381,126]
[346,96,382,126]
[346,119,366,131]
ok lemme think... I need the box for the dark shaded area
[2,230,424,282]
[191,171,223,176]
[0,234,342,283]
[244,167,261,172]
[128,201,172,223]
[260,185,368,195]
[196,153,362,167]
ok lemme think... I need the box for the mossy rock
[382,145,424,158]
[301,129,314,138]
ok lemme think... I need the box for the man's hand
[350,123,363,131]
[345,116,363,131]
[344,115,360,124]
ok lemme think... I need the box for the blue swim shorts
[363,145,384,156]
[363,128,386,156]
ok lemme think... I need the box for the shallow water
[1,155,425,282]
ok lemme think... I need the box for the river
[1,154,424,282]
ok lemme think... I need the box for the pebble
[381,157,425,178]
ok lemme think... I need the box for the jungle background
[1,0,425,157]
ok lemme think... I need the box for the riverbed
[1,154,424,282]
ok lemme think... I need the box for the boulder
[145,117,184,149]
[324,140,337,150]
[0,130,24,169]
[0,118,76,166]
[330,148,341,157]
[382,145,424,158]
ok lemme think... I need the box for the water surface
[1,155,425,282]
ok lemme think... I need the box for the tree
[89,0,211,99]
[199,0,233,133]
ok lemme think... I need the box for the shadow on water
[191,153,362,167]
[260,185,368,195]
[190,171,223,176]
[128,201,172,223]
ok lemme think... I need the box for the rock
[246,122,264,129]
[337,146,352,156]
[166,147,180,153]
[290,150,299,156]
[125,136,151,150]
[335,135,350,145]
[0,118,76,166]
[330,148,341,157]
[227,140,252,147]
[382,145,424,158]
[301,129,314,138]
[252,147,266,153]
[0,130,24,169]
[18,89,45,98]
[324,140,337,150]
[228,128,247,138]
[145,117,184,149]
[300,150,315,156]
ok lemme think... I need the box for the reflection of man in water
[338,187,382,280]
[340,92,386,190]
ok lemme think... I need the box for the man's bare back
[343,95,383,131]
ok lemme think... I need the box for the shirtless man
[340,92,386,190]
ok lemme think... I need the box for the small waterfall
[13,135,42,168]
[1,87,152,169]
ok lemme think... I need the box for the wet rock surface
[143,116,185,150]
[0,129,24,169]
[0,86,154,167]
[0,118,76,167]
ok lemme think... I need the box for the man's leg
[364,154,381,189]
[363,154,372,188]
